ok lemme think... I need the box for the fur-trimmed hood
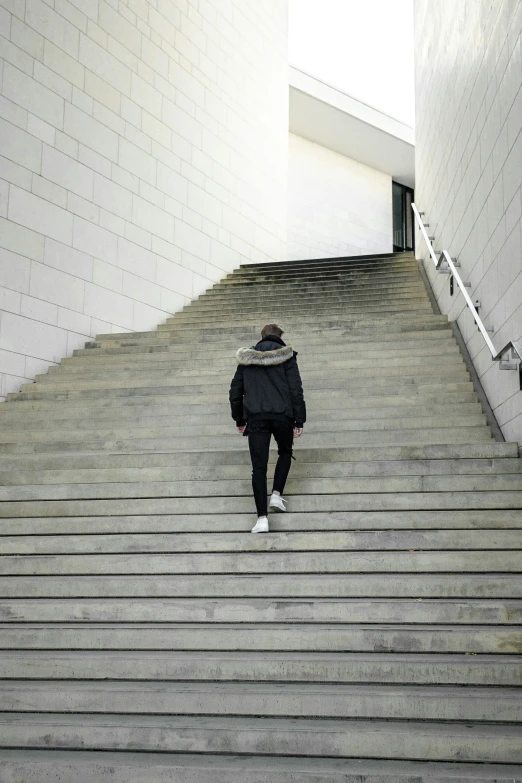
[236,344,294,367]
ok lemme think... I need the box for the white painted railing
[412,203,522,374]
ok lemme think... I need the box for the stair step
[0,417,491,448]
[2,509,521,534]
[16,369,473,393]
[0,391,482,414]
[1,681,520,721]
[46,352,465,379]
[81,328,453,353]
[0,428,495,454]
[32,360,467,388]
[1,598,521,624]
[1,650,520,684]
[0,443,515,470]
[0,404,484,429]
[5,473,522,502]
[1,749,520,783]
[3,456,518,483]
[0,713,520,762]
[2,622,520,653]
[168,303,434,321]
[92,316,450,342]
[2,549,521,574]
[64,338,458,363]
[192,287,427,306]
[2,573,520,598]
[7,485,522,517]
[0,248,519,771]
[2,529,519,554]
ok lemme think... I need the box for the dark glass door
[392,181,414,252]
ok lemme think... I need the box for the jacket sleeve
[285,355,306,427]
[229,364,246,426]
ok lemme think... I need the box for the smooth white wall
[414,0,522,444]
[0,0,288,400]
[287,133,393,260]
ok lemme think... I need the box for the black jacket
[229,335,306,428]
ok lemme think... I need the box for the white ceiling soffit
[289,67,415,188]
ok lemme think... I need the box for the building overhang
[289,67,415,188]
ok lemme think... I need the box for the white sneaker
[269,494,287,513]
[251,517,269,534]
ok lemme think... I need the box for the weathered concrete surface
[0,251,521,776]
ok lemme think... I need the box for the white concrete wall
[414,0,522,444]
[0,0,288,400]
[287,133,393,261]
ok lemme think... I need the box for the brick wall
[0,0,288,399]
[287,133,393,261]
[414,0,522,444]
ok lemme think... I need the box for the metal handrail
[412,203,522,371]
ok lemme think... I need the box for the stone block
[0,96,29,134]
[99,208,126,237]
[29,260,85,311]
[31,175,67,209]
[131,195,175,243]
[116,237,157,280]
[132,299,168,331]
[0,347,26,377]
[0,285,22,314]
[78,145,112,179]
[0,34,34,76]
[25,0,79,58]
[93,175,132,221]
[188,183,222,226]
[162,98,202,146]
[156,163,188,204]
[10,16,44,60]
[83,282,134,329]
[64,104,119,163]
[73,216,117,265]
[84,71,121,114]
[0,180,8,219]
[42,146,94,201]
[54,0,87,33]
[67,193,100,224]
[7,186,73,246]
[27,115,56,146]
[118,138,156,185]
[98,0,141,56]
[130,72,162,118]
[92,259,123,293]
[142,112,171,149]
[122,271,161,307]
[79,33,130,95]
[174,218,211,261]
[57,307,91,335]
[155,255,193,297]
[0,216,44,262]
[0,311,68,362]
[0,117,42,173]
[20,294,58,326]
[0,5,11,37]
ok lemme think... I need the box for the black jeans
[247,419,294,517]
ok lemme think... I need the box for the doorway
[392,181,414,252]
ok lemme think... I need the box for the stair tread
[1,250,520,768]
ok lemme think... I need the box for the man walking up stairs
[230,322,306,532]
[0,251,521,781]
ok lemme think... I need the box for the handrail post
[411,203,522,375]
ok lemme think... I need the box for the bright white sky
[289,0,415,127]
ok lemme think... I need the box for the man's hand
[237,425,246,434]
[294,427,303,439]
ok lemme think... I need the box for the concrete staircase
[0,250,521,781]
